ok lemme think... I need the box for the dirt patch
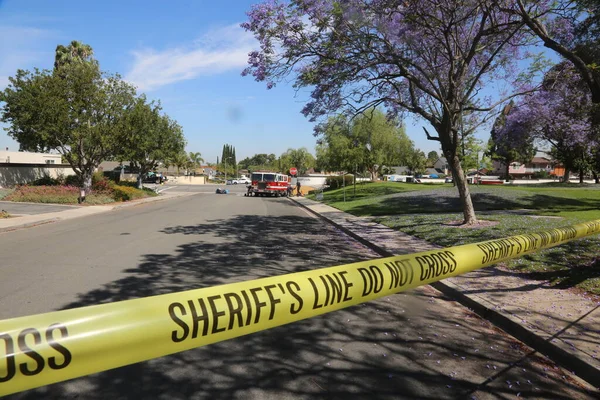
[442,219,499,228]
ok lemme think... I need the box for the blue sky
[0,0,519,163]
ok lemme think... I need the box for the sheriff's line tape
[1,219,600,396]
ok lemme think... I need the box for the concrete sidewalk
[291,196,600,388]
[0,191,195,233]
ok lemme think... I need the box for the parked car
[445,177,453,183]
[143,172,167,184]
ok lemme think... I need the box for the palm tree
[54,40,95,70]
[173,151,189,175]
[188,152,204,173]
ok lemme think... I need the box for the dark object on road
[215,188,229,194]
[143,172,167,184]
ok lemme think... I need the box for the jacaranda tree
[488,102,536,182]
[242,0,536,224]
[500,0,600,103]
[498,62,597,182]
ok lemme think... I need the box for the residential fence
[0,163,76,187]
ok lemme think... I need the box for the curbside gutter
[289,196,600,388]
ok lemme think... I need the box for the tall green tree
[315,109,413,180]
[0,62,136,199]
[280,147,315,175]
[118,97,186,188]
[239,153,277,170]
[406,150,428,176]
[220,144,237,176]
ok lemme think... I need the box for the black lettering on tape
[338,271,353,302]
[249,287,267,324]
[359,266,384,296]
[324,274,343,306]
[46,324,71,370]
[0,333,16,383]
[308,277,322,310]
[169,302,190,343]
[18,328,45,376]
[223,292,244,330]
[188,298,209,338]
[318,275,331,307]
[241,290,253,326]
[207,295,226,334]
[418,251,458,281]
[386,260,412,289]
[286,281,303,314]
[264,284,281,320]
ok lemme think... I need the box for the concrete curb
[0,218,59,233]
[289,196,600,388]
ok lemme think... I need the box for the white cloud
[125,24,256,91]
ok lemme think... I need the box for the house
[0,150,62,164]
[433,157,450,175]
[0,150,75,187]
[198,166,216,178]
[491,156,563,178]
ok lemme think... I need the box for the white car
[232,175,251,184]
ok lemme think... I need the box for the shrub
[30,175,62,186]
[65,175,81,186]
[92,173,115,193]
[325,175,354,190]
[532,170,551,179]
[92,171,106,185]
[112,185,147,202]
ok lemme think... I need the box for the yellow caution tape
[1,219,600,395]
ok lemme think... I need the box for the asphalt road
[0,190,596,399]
[0,201,79,215]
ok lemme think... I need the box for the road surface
[0,187,596,399]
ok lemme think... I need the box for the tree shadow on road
[7,212,596,399]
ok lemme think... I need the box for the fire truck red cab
[248,171,291,197]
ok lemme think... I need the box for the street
[0,187,596,399]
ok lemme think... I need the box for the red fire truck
[247,171,291,197]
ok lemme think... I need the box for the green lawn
[311,181,600,216]
[311,181,600,294]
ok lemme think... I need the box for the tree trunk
[593,171,599,184]
[450,154,478,225]
[579,168,584,184]
[368,166,377,181]
[79,171,93,204]
[563,169,570,183]
[505,162,510,182]
[137,174,144,189]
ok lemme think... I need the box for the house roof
[531,157,552,164]
[390,166,410,174]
